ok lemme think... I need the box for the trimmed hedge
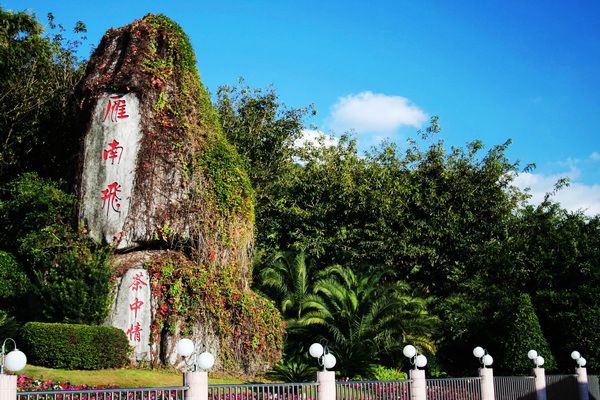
[21,322,131,369]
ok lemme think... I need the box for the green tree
[217,83,314,259]
[257,250,323,332]
[304,265,437,377]
[0,173,112,324]
[514,202,600,372]
[0,8,86,184]
[494,293,556,373]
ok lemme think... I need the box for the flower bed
[17,375,118,392]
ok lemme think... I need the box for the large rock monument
[74,15,284,374]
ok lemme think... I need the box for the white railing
[208,382,318,400]
[17,387,186,400]
[336,379,411,400]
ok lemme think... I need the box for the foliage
[257,250,321,326]
[361,365,408,381]
[257,253,437,378]
[0,309,19,339]
[0,173,112,324]
[146,252,285,373]
[0,172,74,250]
[266,356,317,382]
[21,322,130,370]
[0,8,87,184]
[493,293,556,373]
[304,265,437,377]
[0,251,30,300]
[517,204,600,372]
[217,83,313,255]
[19,232,113,324]
[17,374,118,391]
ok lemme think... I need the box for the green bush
[21,322,131,369]
[19,233,113,324]
[0,173,74,250]
[369,365,408,380]
[495,293,556,373]
[0,310,19,339]
[0,251,30,300]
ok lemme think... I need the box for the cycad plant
[302,265,437,377]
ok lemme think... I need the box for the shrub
[18,229,112,324]
[266,356,317,382]
[370,365,408,381]
[0,251,30,300]
[0,310,19,339]
[495,293,556,373]
[21,322,131,369]
[0,173,74,250]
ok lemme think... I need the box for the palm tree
[256,250,324,333]
[301,265,437,377]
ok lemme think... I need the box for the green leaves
[0,8,86,183]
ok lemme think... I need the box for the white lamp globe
[323,353,337,369]
[197,351,215,370]
[577,357,587,367]
[176,338,195,357]
[528,350,538,360]
[482,354,494,367]
[473,347,485,358]
[536,356,545,367]
[309,343,324,358]
[403,345,417,358]
[571,351,581,360]
[4,349,27,372]
[415,354,428,368]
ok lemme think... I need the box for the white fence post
[184,371,208,400]
[409,369,426,400]
[576,367,589,400]
[0,375,17,400]
[533,367,547,400]
[316,371,336,400]
[479,368,495,400]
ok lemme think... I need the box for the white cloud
[295,129,338,148]
[513,168,600,216]
[590,152,600,161]
[327,91,427,134]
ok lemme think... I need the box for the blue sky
[5,0,600,215]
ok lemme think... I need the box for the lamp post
[528,349,547,400]
[1,339,26,400]
[527,349,545,368]
[309,342,337,372]
[403,345,427,400]
[572,351,589,400]
[177,339,214,400]
[402,345,427,370]
[176,338,215,373]
[1,338,27,375]
[309,343,336,400]
[473,346,493,368]
[473,346,494,400]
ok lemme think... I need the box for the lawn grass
[22,365,244,387]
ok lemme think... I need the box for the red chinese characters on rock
[126,322,142,342]
[101,182,121,216]
[103,95,129,122]
[129,297,144,319]
[126,272,148,343]
[102,139,123,165]
[129,272,148,291]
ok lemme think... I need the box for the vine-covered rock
[75,14,285,374]
[75,14,254,286]
[146,251,284,374]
